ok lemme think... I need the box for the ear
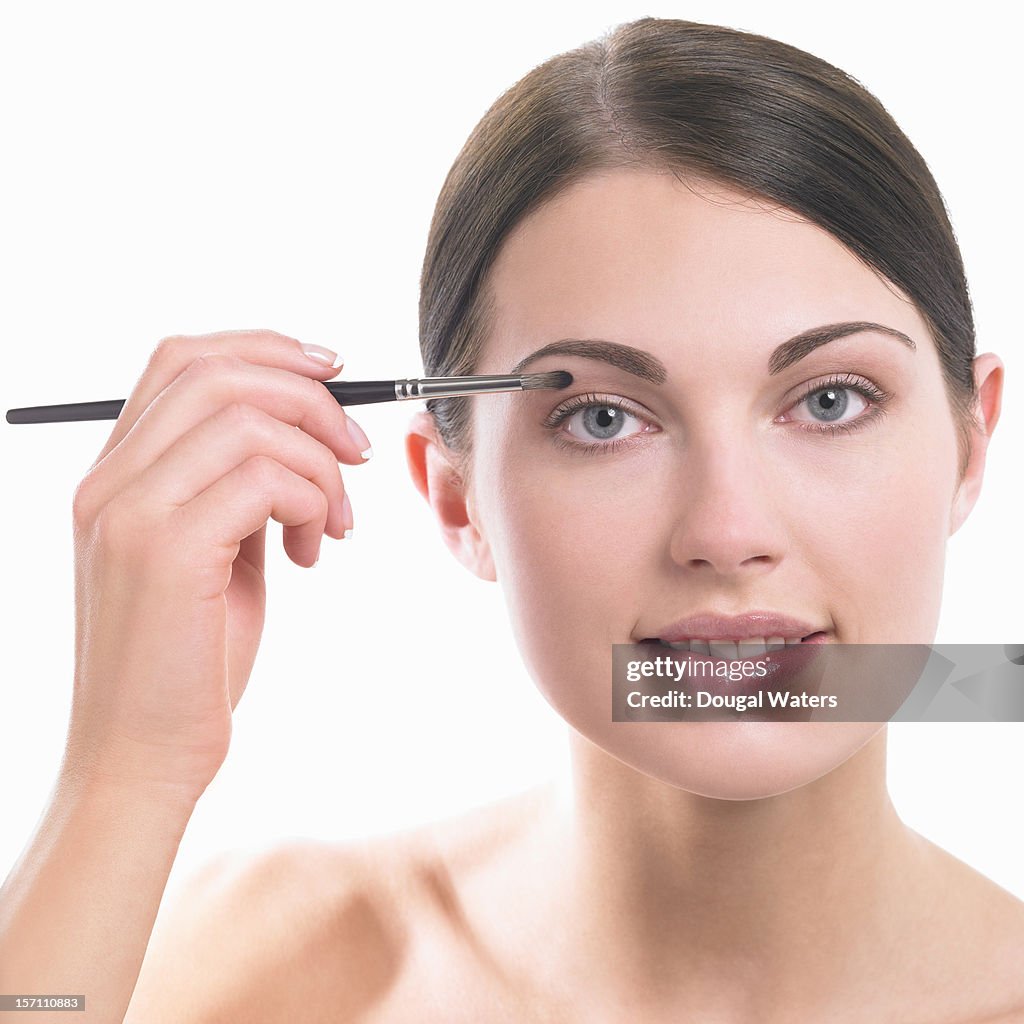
[404,410,497,582]
[949,353,1004,537]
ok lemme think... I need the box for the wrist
[61,724,221,811]
[56,752,205,831]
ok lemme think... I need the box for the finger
[82,352,370,515]
[238,522,267,579]
[93,329,345,465]
[176,455,330,569]
[129,402,349,540]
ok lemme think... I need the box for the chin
[586,719,886,801]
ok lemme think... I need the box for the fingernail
[345,416,373,459]
[341,492,353,534]
[300,343,344,369]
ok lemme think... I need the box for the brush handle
[5,380,401,423]
[4,373,544,422]
[5,399,128,423]
[324,380,397,406]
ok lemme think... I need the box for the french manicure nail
[346,416,372,459]
[300,343,344,368]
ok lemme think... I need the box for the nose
[666,434,785,576]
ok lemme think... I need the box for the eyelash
[542,373,892,456]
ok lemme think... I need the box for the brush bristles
[520,370,574,390]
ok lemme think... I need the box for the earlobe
[404,411,497,582]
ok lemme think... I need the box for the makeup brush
[4,370,575,424]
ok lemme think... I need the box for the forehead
[481,168,924,368]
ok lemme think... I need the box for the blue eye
[564,401,647,442]
[543,393,653,455]
[783,373,891,436]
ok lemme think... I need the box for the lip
[642,610,827,643]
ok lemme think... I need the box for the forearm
[0,766,197,1022]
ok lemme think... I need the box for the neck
[537,725,926,1016]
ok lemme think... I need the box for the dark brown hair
[419,16,979,482]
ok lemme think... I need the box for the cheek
[484,454,644,723]
[785,417,955,644]
[499,483,629,613]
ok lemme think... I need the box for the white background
[1,0,1021,910]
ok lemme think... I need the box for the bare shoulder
[914,831,1024,1022]
[961,870,1024,1020]
[126,785,553,1023]
[125,836,413,1023]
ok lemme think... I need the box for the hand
[63,329,371,801]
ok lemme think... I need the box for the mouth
[637,632,830,657]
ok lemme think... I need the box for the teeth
[709,640,740,659]
[658,635,803,657]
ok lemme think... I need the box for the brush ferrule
[394,376,525,400]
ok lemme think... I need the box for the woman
[1,16,1020,1022]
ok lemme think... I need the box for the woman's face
[461,168,966,799]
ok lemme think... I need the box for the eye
[542,374,891,456]
[781,373,891,436]
[542,392,656,453]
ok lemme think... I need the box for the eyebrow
[508,321,916,383]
